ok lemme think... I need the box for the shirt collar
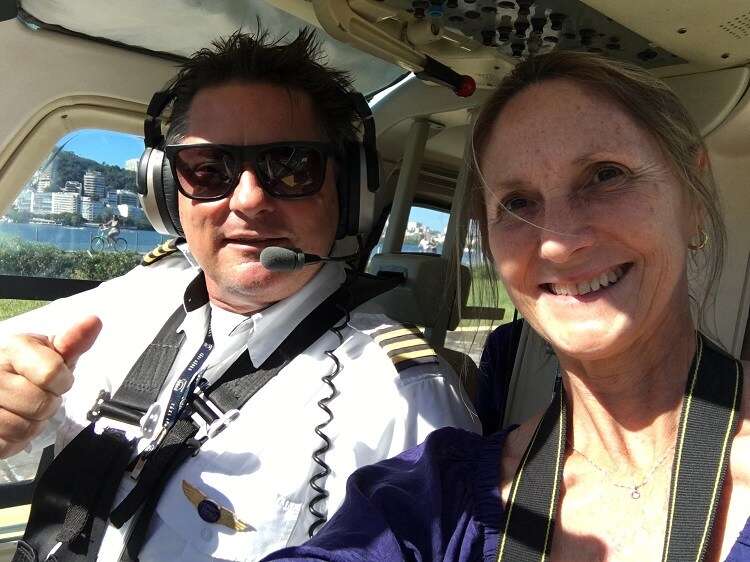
[181,263,346,366]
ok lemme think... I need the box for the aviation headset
[136,85,380,240]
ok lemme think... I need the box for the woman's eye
[593,165,624,184]
[503,196,531,214]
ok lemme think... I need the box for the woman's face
[481,79,698,360]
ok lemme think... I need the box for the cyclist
[101,214,121,246]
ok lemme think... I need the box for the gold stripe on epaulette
[141,238,180,266]
[373,327,423,344]
[372,324,438,372]
[381,338,428,354]
[390,348,438,365]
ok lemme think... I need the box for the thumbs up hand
[0,316,102,458]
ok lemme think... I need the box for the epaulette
[371,323,439,372]
[141,238,181,266]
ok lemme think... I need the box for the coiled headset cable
[307,301,351,537]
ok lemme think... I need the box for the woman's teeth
[548,266,625,296]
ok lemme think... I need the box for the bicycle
[90,228,128,252]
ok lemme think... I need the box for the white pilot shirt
[2,251,479,562]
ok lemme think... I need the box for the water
[0,223,169,253]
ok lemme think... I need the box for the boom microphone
[260,246,355,272]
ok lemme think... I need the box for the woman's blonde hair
[467,51,726,330]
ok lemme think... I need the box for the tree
[56,212,83,227]
[5,209,31,223]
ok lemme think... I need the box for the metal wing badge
[182,480,253,532]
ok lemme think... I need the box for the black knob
[515,18,530,37]
[579,28,595,47]
[516,0,533,16]
[414,7,425,18]
[497,24,513,42]
[446,0,458,6]
[511,42,525,57]
[498,1,515,8]
[637,48,658,61]
[549,13,567,31]
[531,16,546,34]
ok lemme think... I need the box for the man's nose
[228,169,273,216]
[537,202,595,263]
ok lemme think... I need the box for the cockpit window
[0,129,170,320]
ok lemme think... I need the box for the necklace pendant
[631,488,641,500]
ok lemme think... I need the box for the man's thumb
[52,315,103,368]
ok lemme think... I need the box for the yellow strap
[381,338,427,353]
[373,327,422,343]
[390,348,437,364]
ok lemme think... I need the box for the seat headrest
[363,252,471,330]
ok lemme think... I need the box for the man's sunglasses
[164,142,336,201]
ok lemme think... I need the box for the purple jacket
[263,427,750,562]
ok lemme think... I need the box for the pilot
[0,29,478,562]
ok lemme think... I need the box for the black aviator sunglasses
[164,141,337,201]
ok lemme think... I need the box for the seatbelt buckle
[188,386,240,442]
[87,390,162,442]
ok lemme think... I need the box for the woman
[263,52,750,561]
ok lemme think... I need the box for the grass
[0,299,48,321]
[463,272,516,326]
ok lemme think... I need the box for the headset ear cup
[161,157,183,236]
[136,147,181,236]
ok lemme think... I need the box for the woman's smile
[542,262,631,298]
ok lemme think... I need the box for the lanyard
[496,333,743,562]
[162,323,215,429]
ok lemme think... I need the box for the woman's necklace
[567,438,676,499]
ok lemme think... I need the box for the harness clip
[87,390,161,441]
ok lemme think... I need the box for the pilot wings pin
[181,480,253,532]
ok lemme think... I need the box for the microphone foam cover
[259,246,303,271]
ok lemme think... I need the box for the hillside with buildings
[3,151,150,228]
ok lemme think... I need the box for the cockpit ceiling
[363,0,749,78]
[17,1,750,87]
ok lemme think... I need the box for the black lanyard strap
[162,323,214,429]
[662,336,743,561]
[497,380,566,561]
[496,333,743,562]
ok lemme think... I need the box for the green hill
[45,150,136,192]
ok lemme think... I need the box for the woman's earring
[688,228,708,251]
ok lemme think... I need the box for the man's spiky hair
[165,27,359,153]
